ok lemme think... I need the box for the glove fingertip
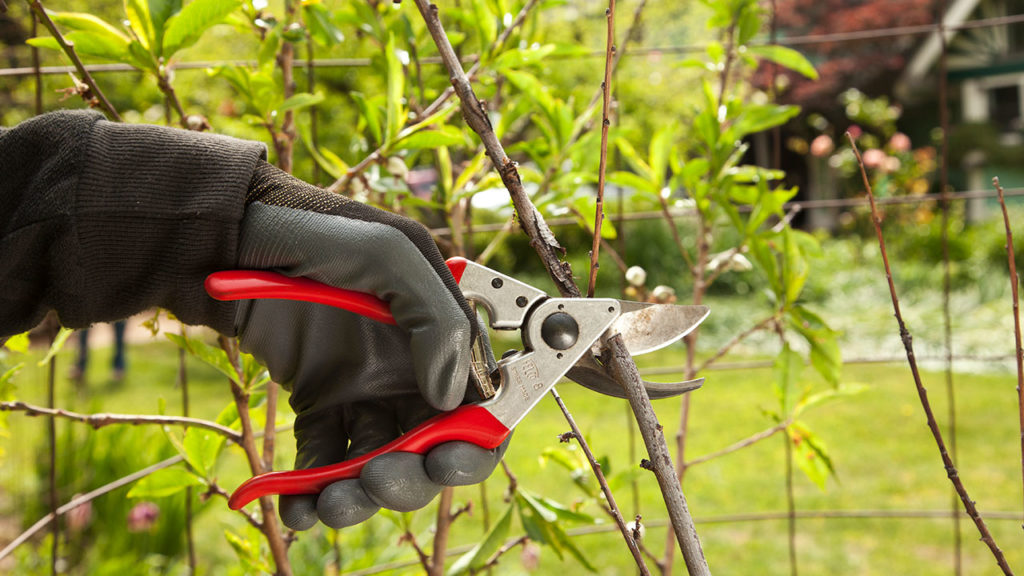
[279,495,319,531]
[425,440,505,486]
[317,480,380,529]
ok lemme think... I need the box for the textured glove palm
[236,161,507,529]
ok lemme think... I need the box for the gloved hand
[235,161,508,530]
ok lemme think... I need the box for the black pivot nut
[541,312,579,351]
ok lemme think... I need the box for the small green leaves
[788,421,836,490]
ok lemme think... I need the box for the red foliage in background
[759,0,941,111]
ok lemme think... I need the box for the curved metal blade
[603,303,710,356]
[566,355,703,399]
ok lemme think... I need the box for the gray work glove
[236,161,508,530]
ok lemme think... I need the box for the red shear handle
[205,258,471,325]
[227,404,509,509]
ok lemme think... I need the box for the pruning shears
[205,257,709,510]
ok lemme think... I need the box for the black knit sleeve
[0,110,267,336]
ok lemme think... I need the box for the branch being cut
[851,136,1014,574]
[411,2,709,572]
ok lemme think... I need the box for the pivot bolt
[541,312,579,351]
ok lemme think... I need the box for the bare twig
[178,325,197,575]
[993,177,1024,529]
[850,136,1014,574]
[262,382,279,473]
[0,401,242,443]
[685,420,790,468]
[276,0,298,173]
[587,0,616,298]
[550,389,650,575]
[46,338,58,576]
[695,313,778,374]
[480,535,529,570]
[25,0,120,121]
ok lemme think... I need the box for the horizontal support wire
[4,13,1024,78]
[428,187,1024,237]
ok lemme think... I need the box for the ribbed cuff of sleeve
[72,118,268,334]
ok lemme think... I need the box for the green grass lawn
[2,330,1022,575]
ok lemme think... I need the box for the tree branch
[0,400,242,443]
[685,419,791,469]
[993,176,1024,529]
[587,0,616,298]
[550,388,650,574]
[850,136,1014,574]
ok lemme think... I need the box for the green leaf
[788,421,836,489]
[796,383,868,417]
[608,170,657,196]
[28,31,132,64]
[37,328,72,367]
[782,228,809,304]
[127,466,203,498]
[648,124,676,191]
[182,426,226,478]
[165,333,239,384]
[732,104,800,140]
[257,25,282,73]
[788,305,841,386]
[471,0,497,49]
[396,125,466,150]
[162,0,240,58]
[747,45,818,80]
[49,11,130,41]
[224,528,273,573]
[613,137,653,182]
[384,32,406,145]
[278,91,325,113]
[304,3,344,47]
[0,363,23,390]
[148,0,183,55]
[350,92,383,146]
[3,333,29,354]
[447,503,513,575]
[125,0,156,50]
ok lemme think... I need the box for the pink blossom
[888,132,911,152]
[810,134,834,157]
[67,499,92,532]
[846,125,863,140]
[520,540,541,571]
[861,148,887,168]
[127,501,160,532]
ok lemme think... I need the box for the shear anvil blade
[566,354,704,399]
[606,303,710,356]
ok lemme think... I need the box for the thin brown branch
[686,419,790,468]
[993,177,1024,528]
[550,388,650,575]
[219,336,293,576]
[262,382,279,473]
[0,401,243,443]
[276,0,298,173]
[178,325,197,575]
[480,535,529,571]
[695,313,778,373]
[587,0,616,298]
[399,528,432,573]
[46,337,58,576]
[25,0,121,121]
[850,135,1014,574]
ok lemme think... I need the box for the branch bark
[993,177,1024,529]
[0,401,242,443]
[850,136,1014,574]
